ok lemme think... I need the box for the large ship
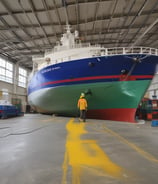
[27,25,158,122]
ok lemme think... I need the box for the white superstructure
[31,25,158,75]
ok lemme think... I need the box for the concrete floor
[0,114,158,184]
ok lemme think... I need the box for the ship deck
[0,114,158,184]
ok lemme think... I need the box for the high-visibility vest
[77,98,87,110]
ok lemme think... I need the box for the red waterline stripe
[41,75,153,86]
[87,108,137,123]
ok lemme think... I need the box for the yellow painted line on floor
[103,125,158,164]
[62,118,127,184]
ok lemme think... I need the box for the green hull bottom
[28,80,151,122]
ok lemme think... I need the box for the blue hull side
[28,54,158,94]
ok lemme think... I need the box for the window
[18,67,27,88]
[0,59,5,67]
[0,58,13,83]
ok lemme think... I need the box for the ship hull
[28,54,158,122]
[28,79,151,122]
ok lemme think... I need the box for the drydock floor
[0,114,158,184]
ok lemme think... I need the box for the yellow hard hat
[80,93,85,98]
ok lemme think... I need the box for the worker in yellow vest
[77,93,88,122]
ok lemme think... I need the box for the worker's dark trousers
[80,110,86,122]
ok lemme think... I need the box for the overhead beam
[0,10,157,27]
[0,0,39,52]
[27,0,52,46]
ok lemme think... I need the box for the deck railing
[45,44,158,56]
[32,46,158,74]
[104,47,158,56]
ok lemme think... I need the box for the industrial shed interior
[0,0,158,184]
[0,0,158,106]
